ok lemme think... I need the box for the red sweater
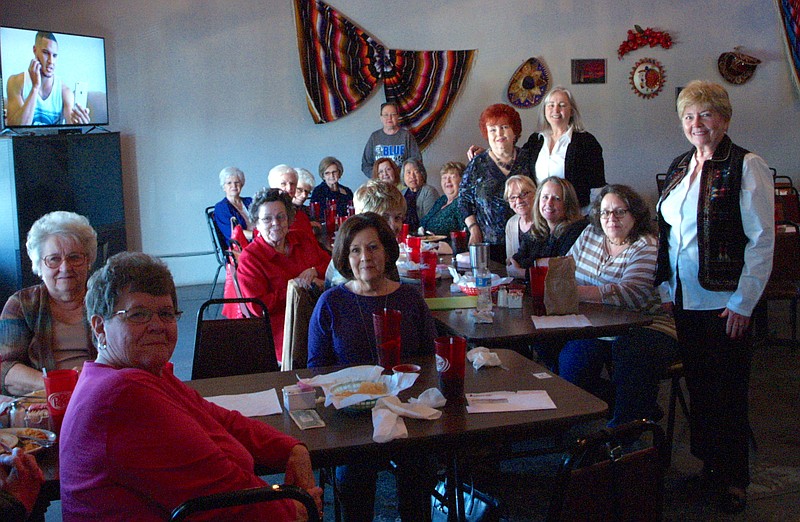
[235,231,330,359]
[60,362,300,521]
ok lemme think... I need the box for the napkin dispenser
[282,385,316,411]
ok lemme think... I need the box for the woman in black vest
[656,80,774,514]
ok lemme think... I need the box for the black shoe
[717,487,747,514]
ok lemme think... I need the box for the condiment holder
[282,385,317,411]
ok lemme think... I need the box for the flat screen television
[0,26,108,130]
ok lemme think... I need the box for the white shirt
[658,152,774,316]
[534,127,573,184]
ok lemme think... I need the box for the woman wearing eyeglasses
[235,189,330,361]
[503,175,538,264]
[0,211,98,395]
[60,252,322,521]
[506,177,587,279]
[557,185,678,428]
[310,156,354,219]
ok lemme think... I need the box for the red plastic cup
[406,236,422,263]
[450,230,468,254]
[529,265,549,304]
[43,369,79,431]
[311,201,321,222]
[435,336,467,401]
[373,309,402,371]
[420,250,438,298]
[401,224,410,244]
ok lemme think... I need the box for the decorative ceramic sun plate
[507,57,551,108]
[629,58,666,99]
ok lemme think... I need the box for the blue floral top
[458,149,533,244]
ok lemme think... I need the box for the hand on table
[0,448,44,516]
[506,258,526,279]
[283,445,323,520]
[720,308,750,340]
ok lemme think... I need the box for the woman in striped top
[559,184,678,427]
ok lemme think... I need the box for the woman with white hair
[213,166,252,244]
[0,211,98,395]
[268,164,316,242]
[294,168,316,208]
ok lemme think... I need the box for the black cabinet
[0,132,126,305]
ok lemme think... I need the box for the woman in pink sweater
[60,252,322,521]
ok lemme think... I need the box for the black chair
[205,206,229,300]
[756,221,800,346]
[548,419,668,522]
[664,360,690,463]
[775,186,800,223]
[170,483,320,521]
[192,297,279,380]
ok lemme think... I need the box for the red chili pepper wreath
[618,25,673,59]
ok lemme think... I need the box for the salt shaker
[497,286,508,307]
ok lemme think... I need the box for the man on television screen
[5,31,90,126]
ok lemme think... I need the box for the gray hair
[402,158,427,184]
[248,188,296,225]
[296,167,316,189]
[218,166,245,188]
[26,211,98,277]
[537,86,585,133]
[267,164,298,189]
[85,252,177,320]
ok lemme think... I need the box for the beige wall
[3,0,798,285]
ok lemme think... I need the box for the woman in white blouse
[655,80,774,514]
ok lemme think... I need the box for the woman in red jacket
[236,189,330,361]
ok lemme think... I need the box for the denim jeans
[559,327,679,427]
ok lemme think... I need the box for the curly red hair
[479,104,522,143]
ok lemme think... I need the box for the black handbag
[431,479,500,522]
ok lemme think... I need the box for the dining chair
[170,483,320,521]
[775,186,800,223]
[205,206,229,300]
[755,221,800,347]
[547,419,668,522]
[663,360,689,464]
[281,280,322,370]
[192,297,279,380]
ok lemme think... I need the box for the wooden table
[188,350,607,520]
[186,350,606,467]
[423,260,652,350]
[39,351,605,520]
[431,301,653,349]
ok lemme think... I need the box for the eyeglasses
[259,213,288,224]
[42,252,88,269]
[599,208,630,220]
[381,113,399,119]
[324,169,341,176]
[508,191,532,203]
[113,307,183,324]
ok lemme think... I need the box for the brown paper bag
[543,256,579,315]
